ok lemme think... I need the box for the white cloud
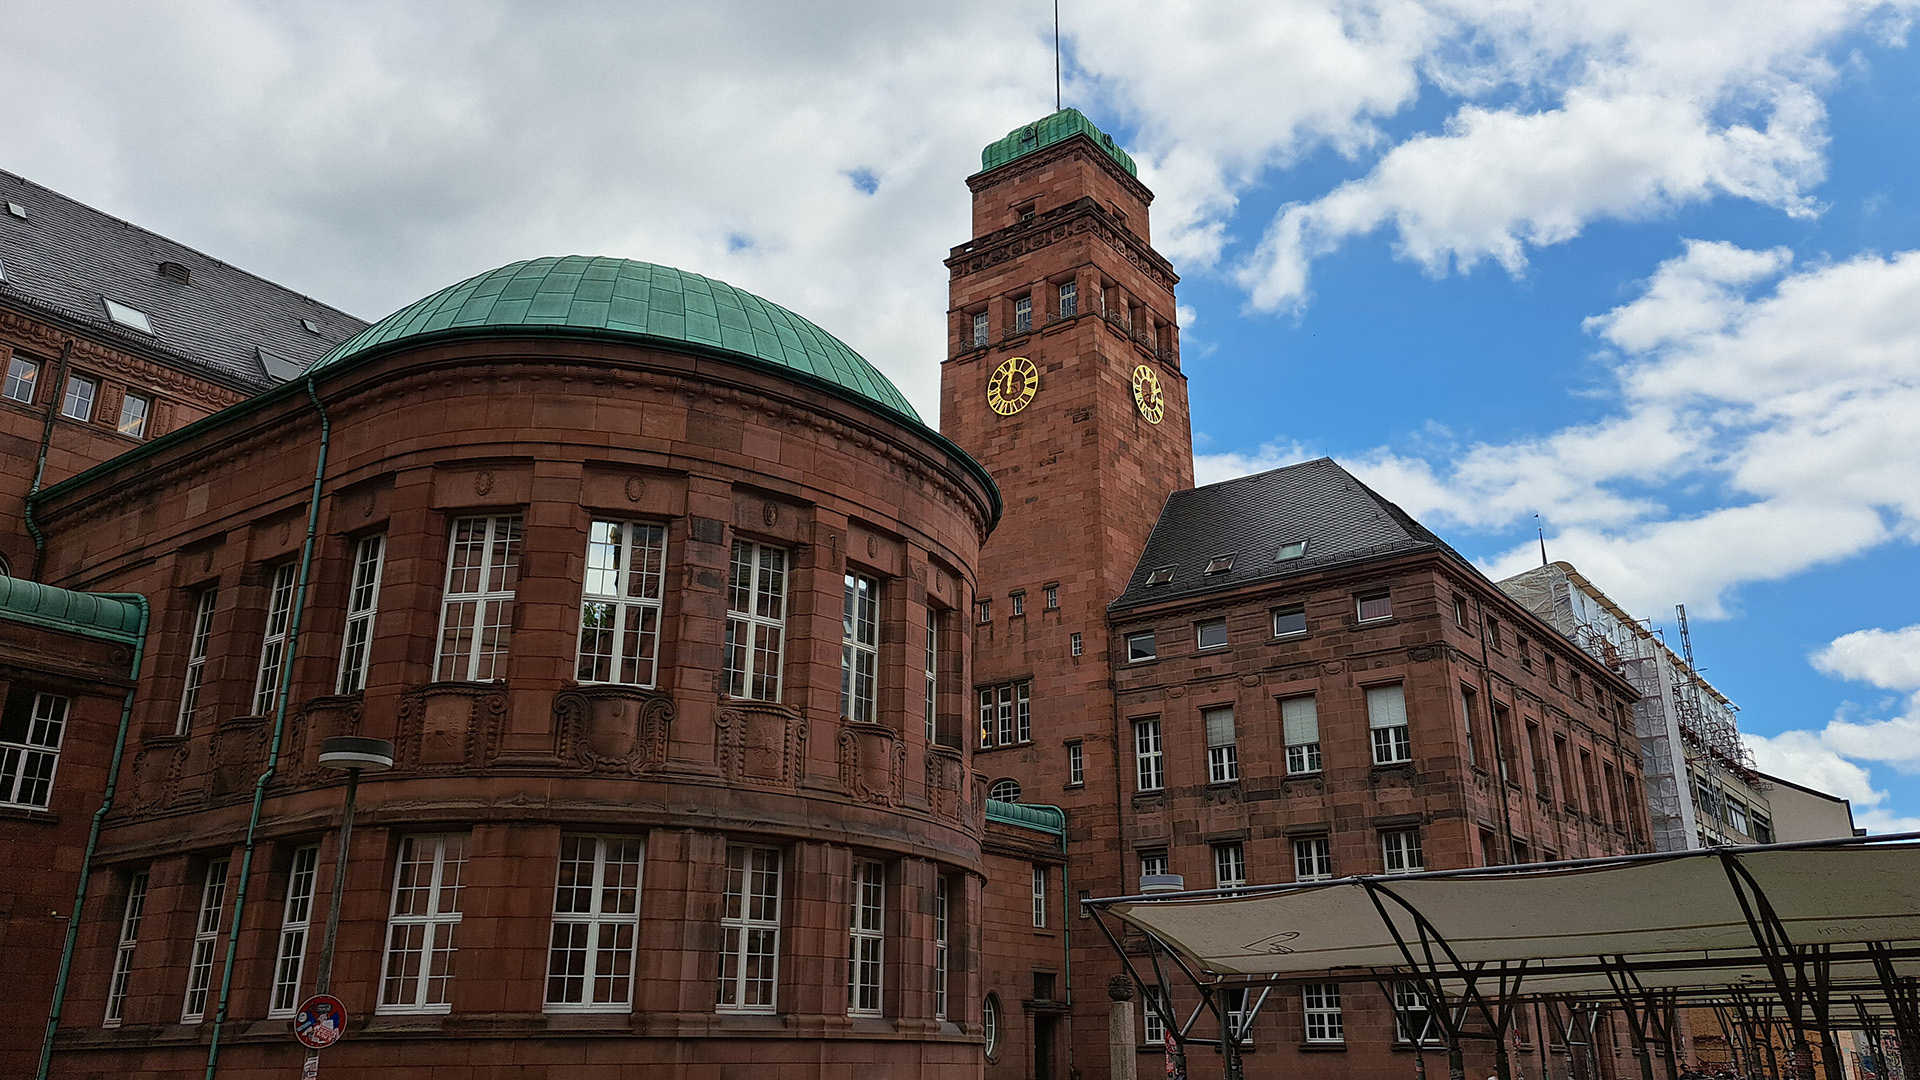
[1194,441,1316,486]
[1744,623,1920,835]
[1813,624,1920,691]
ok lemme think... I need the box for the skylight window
[1204,554,1236,574]
[1145,566,1175,586]
[5,202,26,220]
[103,298,153,334]
[1276,540,1308,561]
[301,318,321,334]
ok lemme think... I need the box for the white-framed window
[1273,604,1307,636]
[1293,836,1332,882]
[924,618,938,742]
[182,857,230,1022]
[268,845,320,1017]
[435,516,523,682]
[546,835,644,1012]
[116,392,151,438]
[971,311,989,347]
[3,355,39,403]
[61,373,98,420]
[1395,981,1439,1043]
[576,521,666,687]
[1205,705,1237,783]
[1134,718,1164,792]
[1142,986,1166,1044]
[848,859,884,1015]
[1067,742,1084,786]
[1303,983,1343,1043]
[1282,695,1321,775]
[1127,631,1156,662]
[842,572,880,724]
[1070,632,1083,656]
[1222,987,1253,1045]
[1213,842,1246,890]
[977,599,991,623]
[1058,280,1077,317]
[379,834,467,1014]
[977,680,1031,748]
[1195,619,1227,651]
[718,844,781,1013]
[933,876,950,1020]
[0,690,70,809]
[1044,584,1059,609]
[1014,295,1032,334]
[1031,865,1048,928]
[724,541,787,700]
[1367,683,1412,764]
[984,992,1002,1057]
[177,588,217,735]
[1383,829,1425,874]
[989,778,1021,802]
[1140,850,1169,881]
[103,870,149,1026]
[251,563,298,715]
[1010,590,1025,617]
[336,535,386,695]
[1356,590,1392,622]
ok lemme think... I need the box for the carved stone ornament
[715,700,807,788]
[395,683,509,771]
[474,468,495,496]
[129,738,189,814]
[837,722,906,807]
[281,696,365,787]
[1108,976,1136,1002]
[207,718,268,800]
[555,687,673,774]
[625,476,644,502]
[763,503,778,526]
[925,745,965,821]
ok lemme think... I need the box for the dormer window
[1276,540,1308,561]
[1145,566,1175,586]
[1204,554,1236,575]
[103,298,153,334]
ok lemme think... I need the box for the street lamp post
[312,736,394,1012]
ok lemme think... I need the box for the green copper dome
[316,255,922,424]
[979,108,1137,178]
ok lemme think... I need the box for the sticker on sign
[294,994,348,1049]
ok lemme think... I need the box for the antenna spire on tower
[1054,0,1062,111]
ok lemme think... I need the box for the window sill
[1300,1041,1348,1052]
[1284,770,1323,780]
[0,804,57,823]
[1273,631,1308,640]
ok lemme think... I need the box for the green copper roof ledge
[0,576,146,646]
[315,256,924,424]
[986,798,1066,837]
[979,108,1137,178]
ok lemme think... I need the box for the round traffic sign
[294,994,348,1049]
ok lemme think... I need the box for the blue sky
[2,2,1915,831]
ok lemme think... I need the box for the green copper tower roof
[315,256,922,424]
[979,108,1137,178]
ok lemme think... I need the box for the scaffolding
[1498,563,1763,852]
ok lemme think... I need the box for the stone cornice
[0,304,252,411]
[945,197,1178,292]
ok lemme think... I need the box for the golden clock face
[986,355,1039,416]
[1131,364,1164,424]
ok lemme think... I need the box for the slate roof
[0,169,367,389]
[1110,457,1472,612]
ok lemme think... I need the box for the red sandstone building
[0,113,1668,1080]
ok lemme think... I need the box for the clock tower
[940,107,1193,838]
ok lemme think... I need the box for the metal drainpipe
[25,338,75,581]
[202,376,331,1079]
[33,593,150,1080]
[1057,811,1072,1079]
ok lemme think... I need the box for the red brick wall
[33,334,998,1077]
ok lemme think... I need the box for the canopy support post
[1869,941,1920,1080]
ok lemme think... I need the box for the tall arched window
[983,992,1001,1059]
